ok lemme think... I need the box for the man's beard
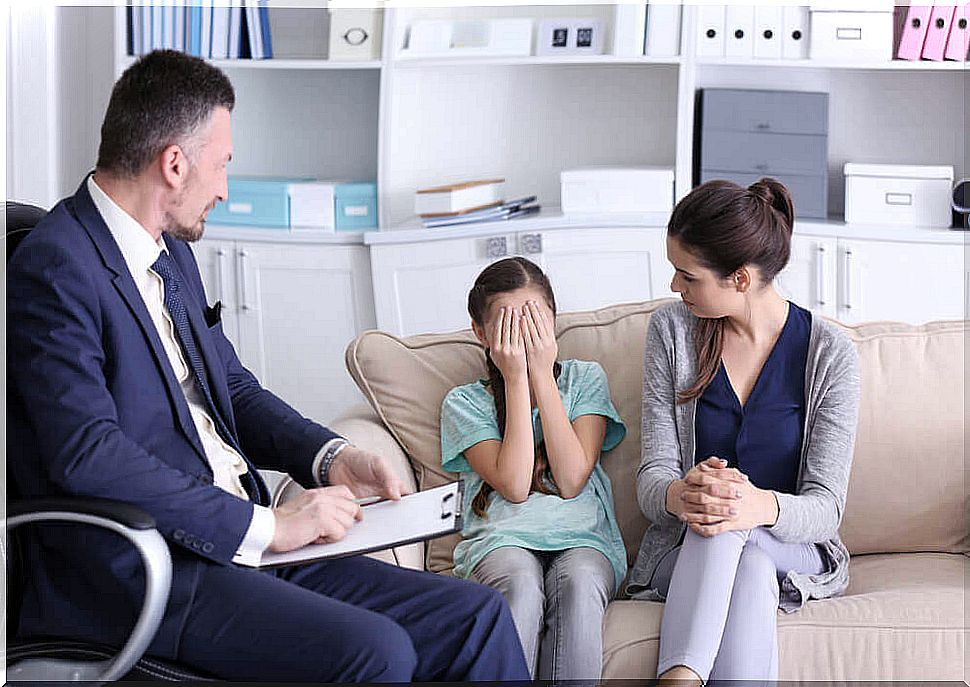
[164,214,204,243]
[164,183,206,243]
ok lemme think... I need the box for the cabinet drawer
[701,88,828,136]
[701,130,827,177]
[700,170,828,219]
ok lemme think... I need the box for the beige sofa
[289,298,967,681]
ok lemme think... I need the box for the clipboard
[249,481,464,569]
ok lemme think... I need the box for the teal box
[207,177,309,228]
[334,182,378,231]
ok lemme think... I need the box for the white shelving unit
[108,3,968,418]
[111,4,968,229]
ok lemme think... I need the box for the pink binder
[944,3,970,60]
[896,4,933,60]
[921,4,956,60]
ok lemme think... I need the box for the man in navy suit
[7,49,529,682]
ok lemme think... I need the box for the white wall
[5,5,113,209]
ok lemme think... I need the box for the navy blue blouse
[694,302,812,495]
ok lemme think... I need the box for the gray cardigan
[627,302,861,612]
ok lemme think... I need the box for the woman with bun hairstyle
[627,178,861,683]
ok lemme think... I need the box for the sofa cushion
[601,552,967,681]
[345,299,672,573]
[836,320,968,555]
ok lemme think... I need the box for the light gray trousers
[470,546,614,681]
[650,526,825,682]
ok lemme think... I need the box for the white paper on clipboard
[249,481,464,569]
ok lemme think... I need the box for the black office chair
[4,201,212,681]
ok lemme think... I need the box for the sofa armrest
[329,404,419,495]
[272,405,426,572]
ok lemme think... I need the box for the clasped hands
[487,300,558,385]
[269,445,410,553]
[670,457,777,537]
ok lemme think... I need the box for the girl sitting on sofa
[628,178,861,684]
[439,257,627,681]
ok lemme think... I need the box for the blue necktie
[151,250,268,506]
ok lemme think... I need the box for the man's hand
[269,485,362,553]
[327,445,411,501]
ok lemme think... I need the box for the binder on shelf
[227,0,244,58]
[754,5,783,59]
[245,2,264,58]
[896,4,932,60]
[696,4,726,57]
[130,5,144,55]
[247,482,465,569]
[163,1,177,50]
[921,4,955,60]
[199,0,213,58]
[644,2,682,57]
[151,3,164,50]
[725,5,755,58]
[173,0,186,52]
[210,3,230,58]
[944,3,970,60]
[187,2,203,57]
[611,3,647,57]
[782,5,809,59]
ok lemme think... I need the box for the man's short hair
[96,49,235,178]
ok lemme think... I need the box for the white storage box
[844,163,954,227]
[809,2,894,61]
[561,167,674,214]
[328,9,383,61]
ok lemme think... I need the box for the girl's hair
[466,257,562,518]
[668,177,795,403]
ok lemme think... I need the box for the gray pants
[470,546,615,680]
[650,527,825,682]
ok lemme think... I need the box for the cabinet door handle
[816,244,827,307]
[519,233,543,255]
[485,236,508,259]
[842,248,853,311]
[238,249,251,311]
[215,248,228,305]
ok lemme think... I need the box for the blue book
[259,3,272,58]
[188,4,202,56]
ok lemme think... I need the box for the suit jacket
[7,178,339,654]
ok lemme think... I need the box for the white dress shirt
[88,176,274,565]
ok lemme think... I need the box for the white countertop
[201,215,968,247]
[203,224,367,244]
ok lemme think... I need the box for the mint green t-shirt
[440,359,628,589]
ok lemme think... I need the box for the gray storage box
[698,88,829,219]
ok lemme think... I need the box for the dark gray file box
[697,88,829,219]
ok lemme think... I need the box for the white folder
[754,5,783,59]
[612,3,648,57]
[645,2,682,57]
[782,5,810,59]
[696,4,726,57]
[248,482,465,569]
[725,5,755,59]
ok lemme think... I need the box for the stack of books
[127,1,273,60]
[415,179,540,228]
[422,196,541,228]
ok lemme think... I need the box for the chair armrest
[273,405,426,571]
[5,497,172,681]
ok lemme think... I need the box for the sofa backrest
[346,299,968,574]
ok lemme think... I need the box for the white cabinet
[195,238,376,425]
[837,238,964,325]
[534,227,675,314]
[779,232,965,325]
[368,226,674,337]
[777,235,838,319]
